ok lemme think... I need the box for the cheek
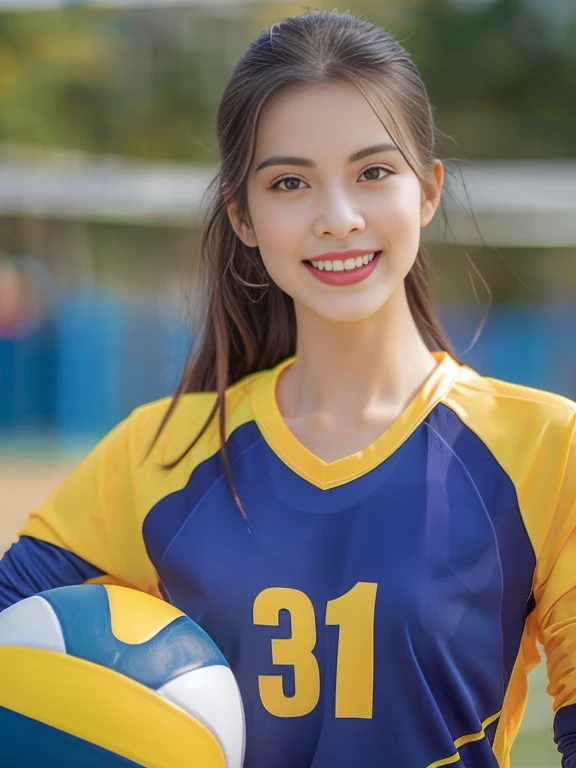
[376,186,422,247]
[256,205,303,248]
[259,248,295,294]
[249,197,304,283]
[247,190,302,254]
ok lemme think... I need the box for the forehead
[252,82,396,163]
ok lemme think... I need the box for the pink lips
[304,251,382,286]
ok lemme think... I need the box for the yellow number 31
[253,582,378,719]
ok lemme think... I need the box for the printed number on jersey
[253,582,378,719]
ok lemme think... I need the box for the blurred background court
[1,1,575,764]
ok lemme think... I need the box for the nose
[313,188,366,239]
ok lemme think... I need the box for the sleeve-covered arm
[534,423,576,766]
[0,415,160,611]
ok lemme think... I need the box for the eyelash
[271,165,392,192]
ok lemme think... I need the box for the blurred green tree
[389,0,576,158]
[0,1,575,160]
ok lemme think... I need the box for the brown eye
[360,167,388,182]
[274,177,303,191]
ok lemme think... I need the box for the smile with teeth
[307,252,379,272]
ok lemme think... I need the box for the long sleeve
[0,536,105,608]
[534,423,576,766]
[0,415,160,612]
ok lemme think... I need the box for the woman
[1,10,575,767]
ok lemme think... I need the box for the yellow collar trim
[250,351,460,490]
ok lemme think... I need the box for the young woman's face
[233,83,442,324]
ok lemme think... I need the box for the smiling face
[228,82,443,325]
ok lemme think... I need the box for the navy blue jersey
[2,352,576,767]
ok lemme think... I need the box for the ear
[420,160,444,228]
[225,197,258,248]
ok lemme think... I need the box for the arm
[0,415,160,612]
[538,555,576,765]
[0,536,105,608]
[534,424,576,766]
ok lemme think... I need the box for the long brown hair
[151,9,453,512]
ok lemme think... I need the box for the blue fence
[0,290,575,443]
[0,290,191,442]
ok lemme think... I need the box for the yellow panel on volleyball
[105,584,186,644]
[0,646,226,768]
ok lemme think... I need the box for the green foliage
[392,0,576,158]
[0,8,235,160]
[0,1,575,160]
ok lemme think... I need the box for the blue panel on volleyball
[40,584,227,689]
[0,706,143,768]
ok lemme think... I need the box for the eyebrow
[254,142,399,173]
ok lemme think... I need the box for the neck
[278,286,438,426]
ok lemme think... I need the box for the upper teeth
[309,252,377,271]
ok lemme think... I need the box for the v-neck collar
[249,351,460,490]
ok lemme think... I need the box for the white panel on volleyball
[158,665,246,768]
[0,596,66,653]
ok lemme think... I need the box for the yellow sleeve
[533,422,576,759]
[11,414,159,597]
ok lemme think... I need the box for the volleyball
[0,584,245,768]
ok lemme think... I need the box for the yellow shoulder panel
[130,367,272,520]
[18,367,273,594]
[444,366,576,564]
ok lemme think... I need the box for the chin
[309,297,391,325]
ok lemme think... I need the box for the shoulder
[445,362,576,443]
[441,362,576,556]
[124,367,272,465]
[441,362,575,511]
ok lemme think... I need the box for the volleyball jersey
[1,351,576,768]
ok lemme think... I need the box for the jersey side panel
[442,373,576,763]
